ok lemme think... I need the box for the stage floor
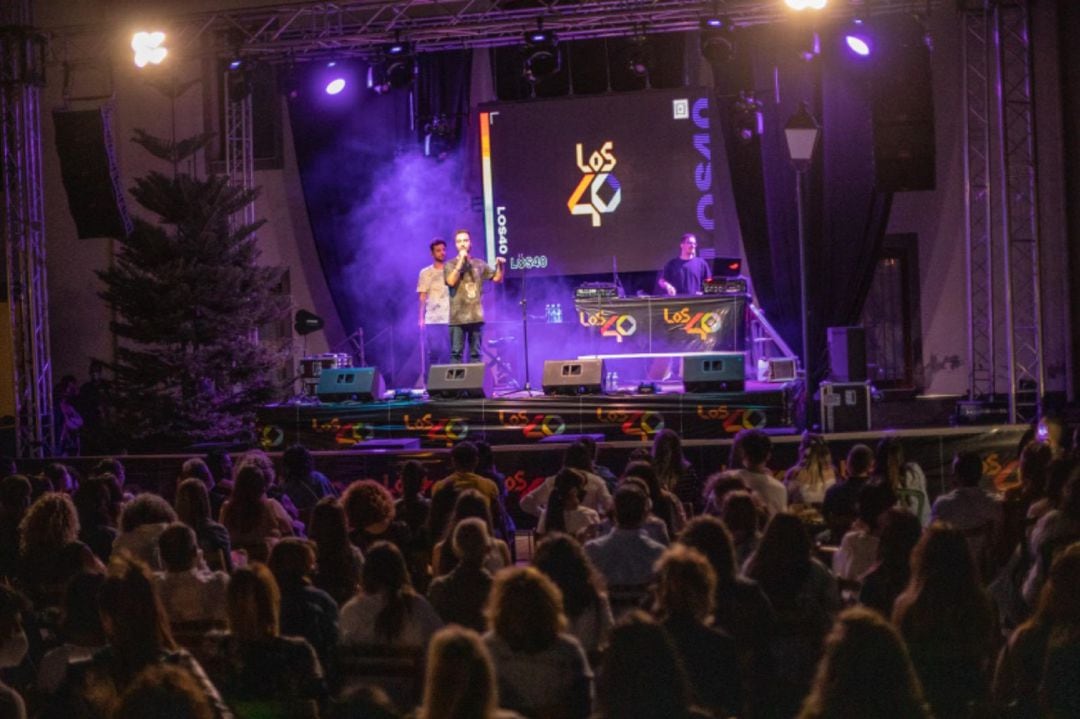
[256,380,803,451]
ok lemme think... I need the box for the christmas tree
[97,124,289,451]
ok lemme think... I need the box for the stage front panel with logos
[574,294,747,353]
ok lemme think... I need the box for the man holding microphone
[444,229,505,363]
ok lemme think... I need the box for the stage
[255,380,803,451]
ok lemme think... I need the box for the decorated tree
[97,124,289,450]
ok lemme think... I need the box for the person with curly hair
[798,607,931,719]
[112,493,177,570]
[18,492,98,607]
[483,567,591,719]
[341,480,411,555]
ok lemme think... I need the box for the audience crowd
[0,425,1078,718]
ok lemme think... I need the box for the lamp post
[784,101,820,391]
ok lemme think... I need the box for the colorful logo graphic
[568,141,622,227]
[578,310,638,343]
[663,306,725,340]
[498,411,567,440]
[596,408,665,441]
[404,414,470,446]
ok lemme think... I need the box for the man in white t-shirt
[417,238,450,374]
[732,429,787,517]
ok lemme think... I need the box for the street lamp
[784,101,820,390]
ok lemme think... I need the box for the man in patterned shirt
[444,229,504,363]
[417,238,450,373]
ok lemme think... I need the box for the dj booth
[573,294,748,354]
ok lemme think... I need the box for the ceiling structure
[48,0,939,63]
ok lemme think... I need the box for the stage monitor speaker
[542,359,604,395]
[316,367,384,402]
[427,363,487,399]
[683,352,745,392]
[827,326,868,383]
[52,107,133,239]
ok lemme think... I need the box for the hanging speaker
[52,107,133,239]
[316,367,384,402]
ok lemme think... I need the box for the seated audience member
[798,607,931,719]
[0,588,28,719]
[652,429,703,515]
[340,542,443,649]
[200,564,325,716]
[619,477,671,545]
[0,475,31,580]
[875,436,930,525]
[720,491,762,566]
[579,436,618,494]
[428,518,495,632]
[731,429,787,518]
[221,463,293,562]
[537,470,601,541]
[393,460,431,538]
[702,472,749,518]
[40,462,78,495]
[113,664,218,719]
[92,457,127,494]
[744,513,841,718]
[1028,457,1075,524]
[931,451,1002,543]
[858,508,923,618]
[476,441,517,557]
[308,497,363,606]
[522,442,613,520]
[432,490,512,577]
[994,542,1080,718]
[1021,468,1080,608]
[678,516,775,716]
[593,611,709,719]
[653,546,740,717]
[532,533,614,656]
[483,567,592,719]
[429,442,505,543]
[112,493,178,570]
[18,492,90,607]
[72,476,119,564]
[235,449,301,529]
[832,481,898,584]
[784,432,837,507]
[584,485,666,589]
[281,444,336,518]
[178,456,222,517]
[622,461,685,539]
[37,572,107,694]
[893,523,998,719]
[48,559,228,719]
[268,538,340,670]
[204,450,234,509]
[725,425,786,516]
[175,478,233,573]
[154,523,228,626]
[342,480,411,554]
[417,626,523,719]
[822,443,875,543]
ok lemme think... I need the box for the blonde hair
[420,626,499,719]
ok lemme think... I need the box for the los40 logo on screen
[567,141,622,227]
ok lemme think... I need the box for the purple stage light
[704,18,724,28]
[845,35,871,56]
[325,78,346,95]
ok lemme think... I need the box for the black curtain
[289,52,472,386]
[714,23,892,387]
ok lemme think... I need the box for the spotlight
[626,35,652,79]
[131,31,167,68]
[228,58,243,71]
[733,91,764,143]
[383,42,415,89]
[785,0,828,9]
[522,28,560,83]
[325,78,346,95]
[843,18,873,58]
[700,17,736,65]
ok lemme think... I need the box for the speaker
[827,326,867,383]
[820,381,872,432]
[683,352,745,392]
[316,367,384,402]
[871,17,935,191]
[542,359,604,395]
[52,107,133,239]
[427,363,487,399]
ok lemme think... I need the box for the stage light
[325,78,346,95]
[700,17,736,65]
[383,42,415,89]
[626,34,651,79]
[842,17,873,58]
[785,0,828,9]
[132,31,167,68]
[845,35,871,56]
[522,27,559,83]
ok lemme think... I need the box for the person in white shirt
[930,452,1002,568]
[417,238,451,372]
[833,481,898,584]
[732,429,787,517]
[521,441,613,517]
[153,523,229,626]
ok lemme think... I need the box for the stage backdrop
[479,88,741,275]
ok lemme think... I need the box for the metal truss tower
[0,1,53,457]
[223,72,255,230]
[961,0,1044,423]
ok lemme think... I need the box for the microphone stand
[517,265,537,396]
